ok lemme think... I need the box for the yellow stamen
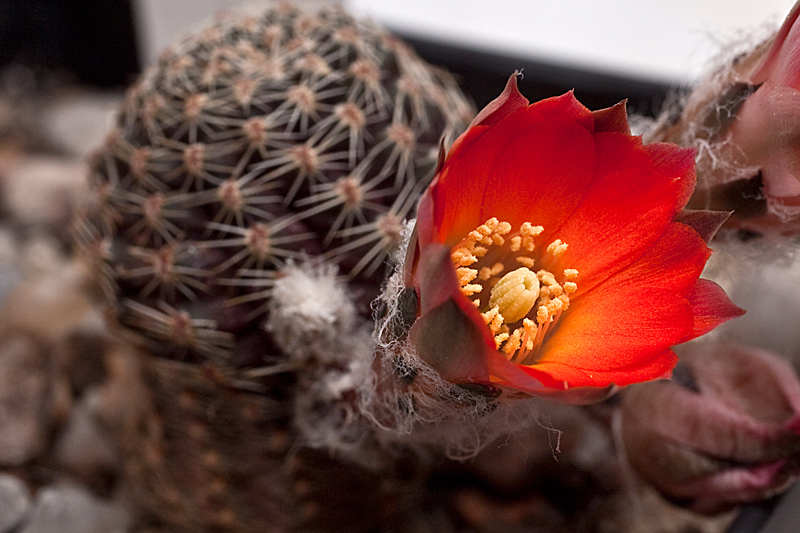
[513,318,537,362]
[546,239,568,257]
[519,222,543,252]
[479,262,504,281]
[503,328,523,356]
[493,332,510,349]
[538,270,557,287]
[456,267,478,286]
[462,284,483,296]
[452,248,477,267]
[451,218,579,364]
[516,256,535,268]
[481,306,505,334]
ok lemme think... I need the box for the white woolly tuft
[266,260,374,456]
[266,261,358,364]
[642,20,778,196]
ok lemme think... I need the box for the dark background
[0,0,139,88]
[0,0,671,115]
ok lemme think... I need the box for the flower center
[451,218,578,364]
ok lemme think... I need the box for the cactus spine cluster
[73,3,473,365]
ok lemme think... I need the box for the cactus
[69,5,476,530]
[73,3,474,367]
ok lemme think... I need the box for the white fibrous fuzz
[265,260,357,363]
[700,237,800,361]
[363,221,550,460]
[641,25,774,196]
[293,349,374,458]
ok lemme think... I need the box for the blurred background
[0,0,796,113]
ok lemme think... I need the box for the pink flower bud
[650,3,800,235]
[621,342,800,514]
[722,2,800,229]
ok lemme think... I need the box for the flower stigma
[489,267,539,323]
[451,218,579,365]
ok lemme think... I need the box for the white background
[134,0,798,83]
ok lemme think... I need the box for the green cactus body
[74,4,473,366]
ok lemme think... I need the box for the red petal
[485,350,618,403]
[533,284,690,387]
[528,349,678,389]
[426,90,595,247]
[433,116,596,247]
[479,119,597,235]
[466,72,529,129]
[534,223,711,387]
[644,143,697,209]
[449,90,594,165]
[683,279,745,341]
[554,133,696,292]
[591,100,630,134]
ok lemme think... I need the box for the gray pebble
[19,484,130,533]
[53,394,119,483]
[0,474,31,533]
[0,332,50,466]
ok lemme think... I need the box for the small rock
[39,92,120,158]
[0,330,50,465]
[0,155,87,229]
[19,484,130,533]
[53,395,119,493]
[0,259,104,342]
[0,474,31,533]
[0,226,21,305]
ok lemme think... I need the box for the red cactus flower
[404,74,743,403]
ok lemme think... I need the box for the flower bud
[648,3,800,235]
[620,342,800,514]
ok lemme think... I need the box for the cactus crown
[73,4,473,365]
